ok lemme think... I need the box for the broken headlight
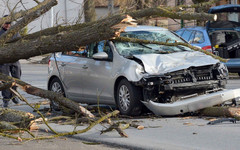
[217,63,229,79]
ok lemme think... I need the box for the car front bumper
[142,88,240,116]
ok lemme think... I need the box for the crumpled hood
[133,51,219,75]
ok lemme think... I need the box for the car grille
[168,65,214,84]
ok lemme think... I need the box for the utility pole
[108,0,114,15]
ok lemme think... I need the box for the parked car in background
[48,26,231,116]
[176,4,240,76]
[175,26,213,53]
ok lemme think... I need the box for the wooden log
[0,108,34,122]
[0,121,18,130]
[128,6,215,21]
[0,81,14,91]
[0,15,136,64]
[200,107,240,118]
[0,73,95,118]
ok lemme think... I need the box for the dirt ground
[0,131,124,150]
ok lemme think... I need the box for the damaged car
[48,25,239,116]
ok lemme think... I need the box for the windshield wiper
[176,45,189,51]
[139,43,153,49]
[155,50,170,54]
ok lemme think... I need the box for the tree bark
[0,82,14,91]
[0,73,95,118]
[128,6,215,21]
[0,15,136,64]
[200,107,240,118]
[0,10,27,26]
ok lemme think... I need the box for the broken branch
[0,0,58,45]
[0,73,95,118]
[114,37,227,62]
[0,81,14,91]
[200,107,240,119]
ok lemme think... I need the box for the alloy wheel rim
[119,85,130,111]
[51,82,62,106]
[51,82,62,93]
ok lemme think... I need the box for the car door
[56,50,88,102]
[81,41,114,104]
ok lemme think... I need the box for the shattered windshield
[114,30,193,56]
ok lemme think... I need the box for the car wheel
[116,79,142,116]
[238,72,240,76]
[49,78,65,111]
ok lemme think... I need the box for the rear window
[193,31,205,44]
[181,30,193,41]
[176,30,184,36]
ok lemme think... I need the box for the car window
[188,31,196,43]
[192,31,205,44]
[181,30,193,41]
[87,42,98,58]
[87,41,113,59]
[62,46,88,57]
[176,30,184,36]
[114,30,193,56]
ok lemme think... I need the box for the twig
[0,110,119,141]
[10,88,58,135]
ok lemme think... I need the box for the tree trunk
[0,15,136,64]
[200,107,240,118]
[192,0,211,26]
[0,73,95,118]
[84,0,96,22]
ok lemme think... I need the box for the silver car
[48,26,230,116]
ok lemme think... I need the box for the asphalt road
[1,61,240,150]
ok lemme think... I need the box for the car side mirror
[92,52,109,60]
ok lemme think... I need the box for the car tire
[238,72,240,76]
[49,78,65,111]
[116,79,143,116]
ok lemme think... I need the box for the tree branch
[14,6,215,42]
[0,0,58,45]
[114,37,227,62]
[0,73,95,118]
[0,15,136,64]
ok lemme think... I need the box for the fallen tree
[0,73,95,118]
[200,106,240,118]
[0,5,216,64]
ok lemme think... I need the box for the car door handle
[61,62,66,67]
[82,65,88,69]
